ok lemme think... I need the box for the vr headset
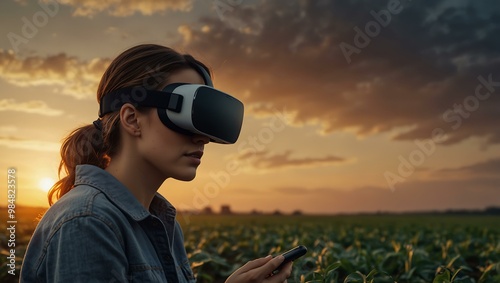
[98,64,244,144]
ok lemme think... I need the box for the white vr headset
[98,64,244,144]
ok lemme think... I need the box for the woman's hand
[225,255,293,283]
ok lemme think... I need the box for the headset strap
[98,85,184,118]
[192,63,213,87]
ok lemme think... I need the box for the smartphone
[272,245,307,274]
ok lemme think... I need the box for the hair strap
[93,119,103,131]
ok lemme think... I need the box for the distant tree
[202,206,213,214]
[485,206,500,215]
[220,205,232,215]
[250,209,262,215]
[291,210,303,216]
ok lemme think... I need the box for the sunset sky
[1,0,499,214]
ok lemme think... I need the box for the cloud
[0,135,60,152]
[233,149,348,171]
[0,99,63,116]
[176,0,500,145]
[49,0,193,17]
[0,49,110,99]
[435,158,500,179]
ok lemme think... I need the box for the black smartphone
[272,245,307,274]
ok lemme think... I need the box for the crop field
[181,214,500,283]
[1,208,499,283]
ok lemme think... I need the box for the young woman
[20,44,292,282]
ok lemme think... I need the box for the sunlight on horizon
[38,177,55,193]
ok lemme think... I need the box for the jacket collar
[74,164,176,221]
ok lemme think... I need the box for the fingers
[236,255,273,273]
[264,260,292,282]
[225,255,294,283]
[257,255,285,275]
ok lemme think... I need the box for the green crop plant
[1,209,499,283]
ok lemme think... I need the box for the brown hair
[48,44,211,205]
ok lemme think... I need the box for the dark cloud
[436,157,500,178]
[37,0,193,17]
[177,0,500,145]
[0,50,110,99]
[234,149,347,170]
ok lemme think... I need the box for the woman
[20,44,292,282]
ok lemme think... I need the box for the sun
[39,177,55,192]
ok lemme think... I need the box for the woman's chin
[172,172,197,182]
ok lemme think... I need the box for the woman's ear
[119,103,142,137]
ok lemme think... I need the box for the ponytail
[48,124,109,205]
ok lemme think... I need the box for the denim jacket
[20,164,196,282]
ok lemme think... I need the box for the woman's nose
[192,134,210,144]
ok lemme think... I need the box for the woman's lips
[184,151,203,165]
[184,150,203,159]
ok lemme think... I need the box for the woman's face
[137,68,210,181]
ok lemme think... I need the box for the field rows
[180,215,500,283]
[1,212,499,282]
